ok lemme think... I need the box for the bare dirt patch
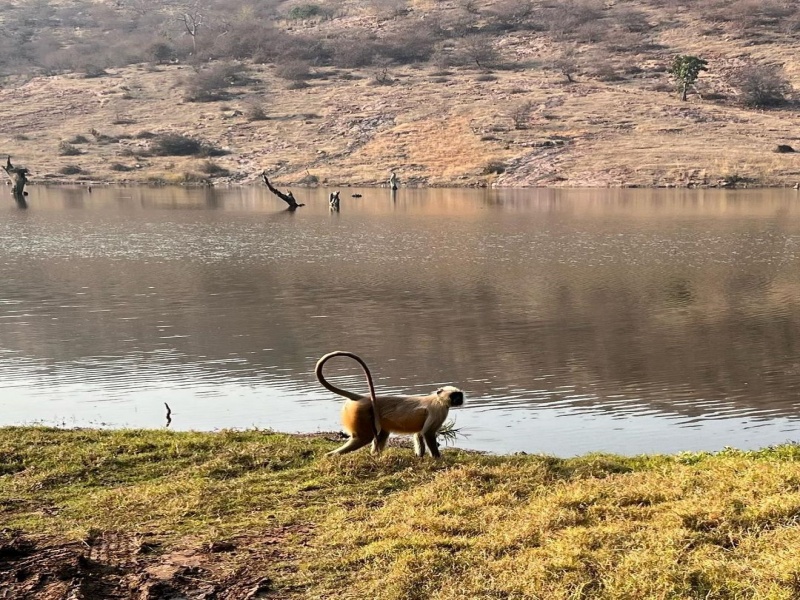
[0,527,311,600]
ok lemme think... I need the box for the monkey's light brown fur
[315,351,464,458]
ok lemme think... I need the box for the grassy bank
[2,427,800,599]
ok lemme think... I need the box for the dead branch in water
[261,172,305,211]
[2,156,29,207]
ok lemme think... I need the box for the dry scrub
[0,0,798,188]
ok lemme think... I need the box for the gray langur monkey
[315,351,464,458]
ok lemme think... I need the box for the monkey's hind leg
[327,435,372,456]
[371,430,390,454]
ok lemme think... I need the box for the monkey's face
[437,386,465,407]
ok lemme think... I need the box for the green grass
[3,428,800,598]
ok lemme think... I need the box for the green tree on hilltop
[670,55,708,101]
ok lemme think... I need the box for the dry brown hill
[1,0,799,188]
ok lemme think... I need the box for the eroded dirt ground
[0,527,311,600]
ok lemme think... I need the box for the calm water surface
[2,185,800,456]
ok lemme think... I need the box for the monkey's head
[436,386,465,407]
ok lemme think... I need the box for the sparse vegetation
[297,172,320,185]
[287,3,324,20]
[58,141,82,156]
[456,34,501,70]
[0,0,799,186]
[553,48,579,83]
[728,61,794,108]
[147,41,175,65]
[112,113,136,125]
[244,100,268,121]
[184,62,248,102]
[510,101,534,129]
[58,165,83,175]
[274,60,312,82]
[484,160,507,174]
[198,160,231,176]
[150,134,224,157]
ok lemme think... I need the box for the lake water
[2,185,800,456]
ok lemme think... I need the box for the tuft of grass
[3,428,800,598]
[58,141,82,156]
[436,420,464,445]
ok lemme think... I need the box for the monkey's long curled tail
[315,351,382,439]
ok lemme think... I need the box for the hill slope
[1,0,799,188]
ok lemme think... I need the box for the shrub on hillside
[244,101,269,121]
[287,3,323,19]
[510,101,534,129]
[728,62,793,107]
[275,60,312,81]
[329,37,380,68]
[151,134,202,156]
[552,49,579,82]
[212,22,277,61]
[199,160,231,176]
[451,34,501,69]
[370,0,409,20]
[184,62,248,102]
[147,42,175,65]
[612,6,651,32]
[59,165,83,175]
[716,0,797,30]
[484,160,506,174]
[483,0,534,32]
[58,142,81,156]
[271,34,332,64]
[150,134,226,157]
[546,0,605,35]
[378,22,440,64]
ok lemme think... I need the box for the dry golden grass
[4,428,800,598]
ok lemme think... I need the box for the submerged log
[3,156,29,207]
[261,172,305,210]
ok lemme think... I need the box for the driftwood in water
[3,156,29,207]
[261,172,305,210]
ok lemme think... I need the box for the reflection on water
[2,186,800,455]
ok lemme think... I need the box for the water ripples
[3,187,800,454]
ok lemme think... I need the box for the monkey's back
[340,396,429,435]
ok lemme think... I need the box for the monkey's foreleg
[413,433,426,457]
[423,430,441,459]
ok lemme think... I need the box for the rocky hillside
[1,0,799,188]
